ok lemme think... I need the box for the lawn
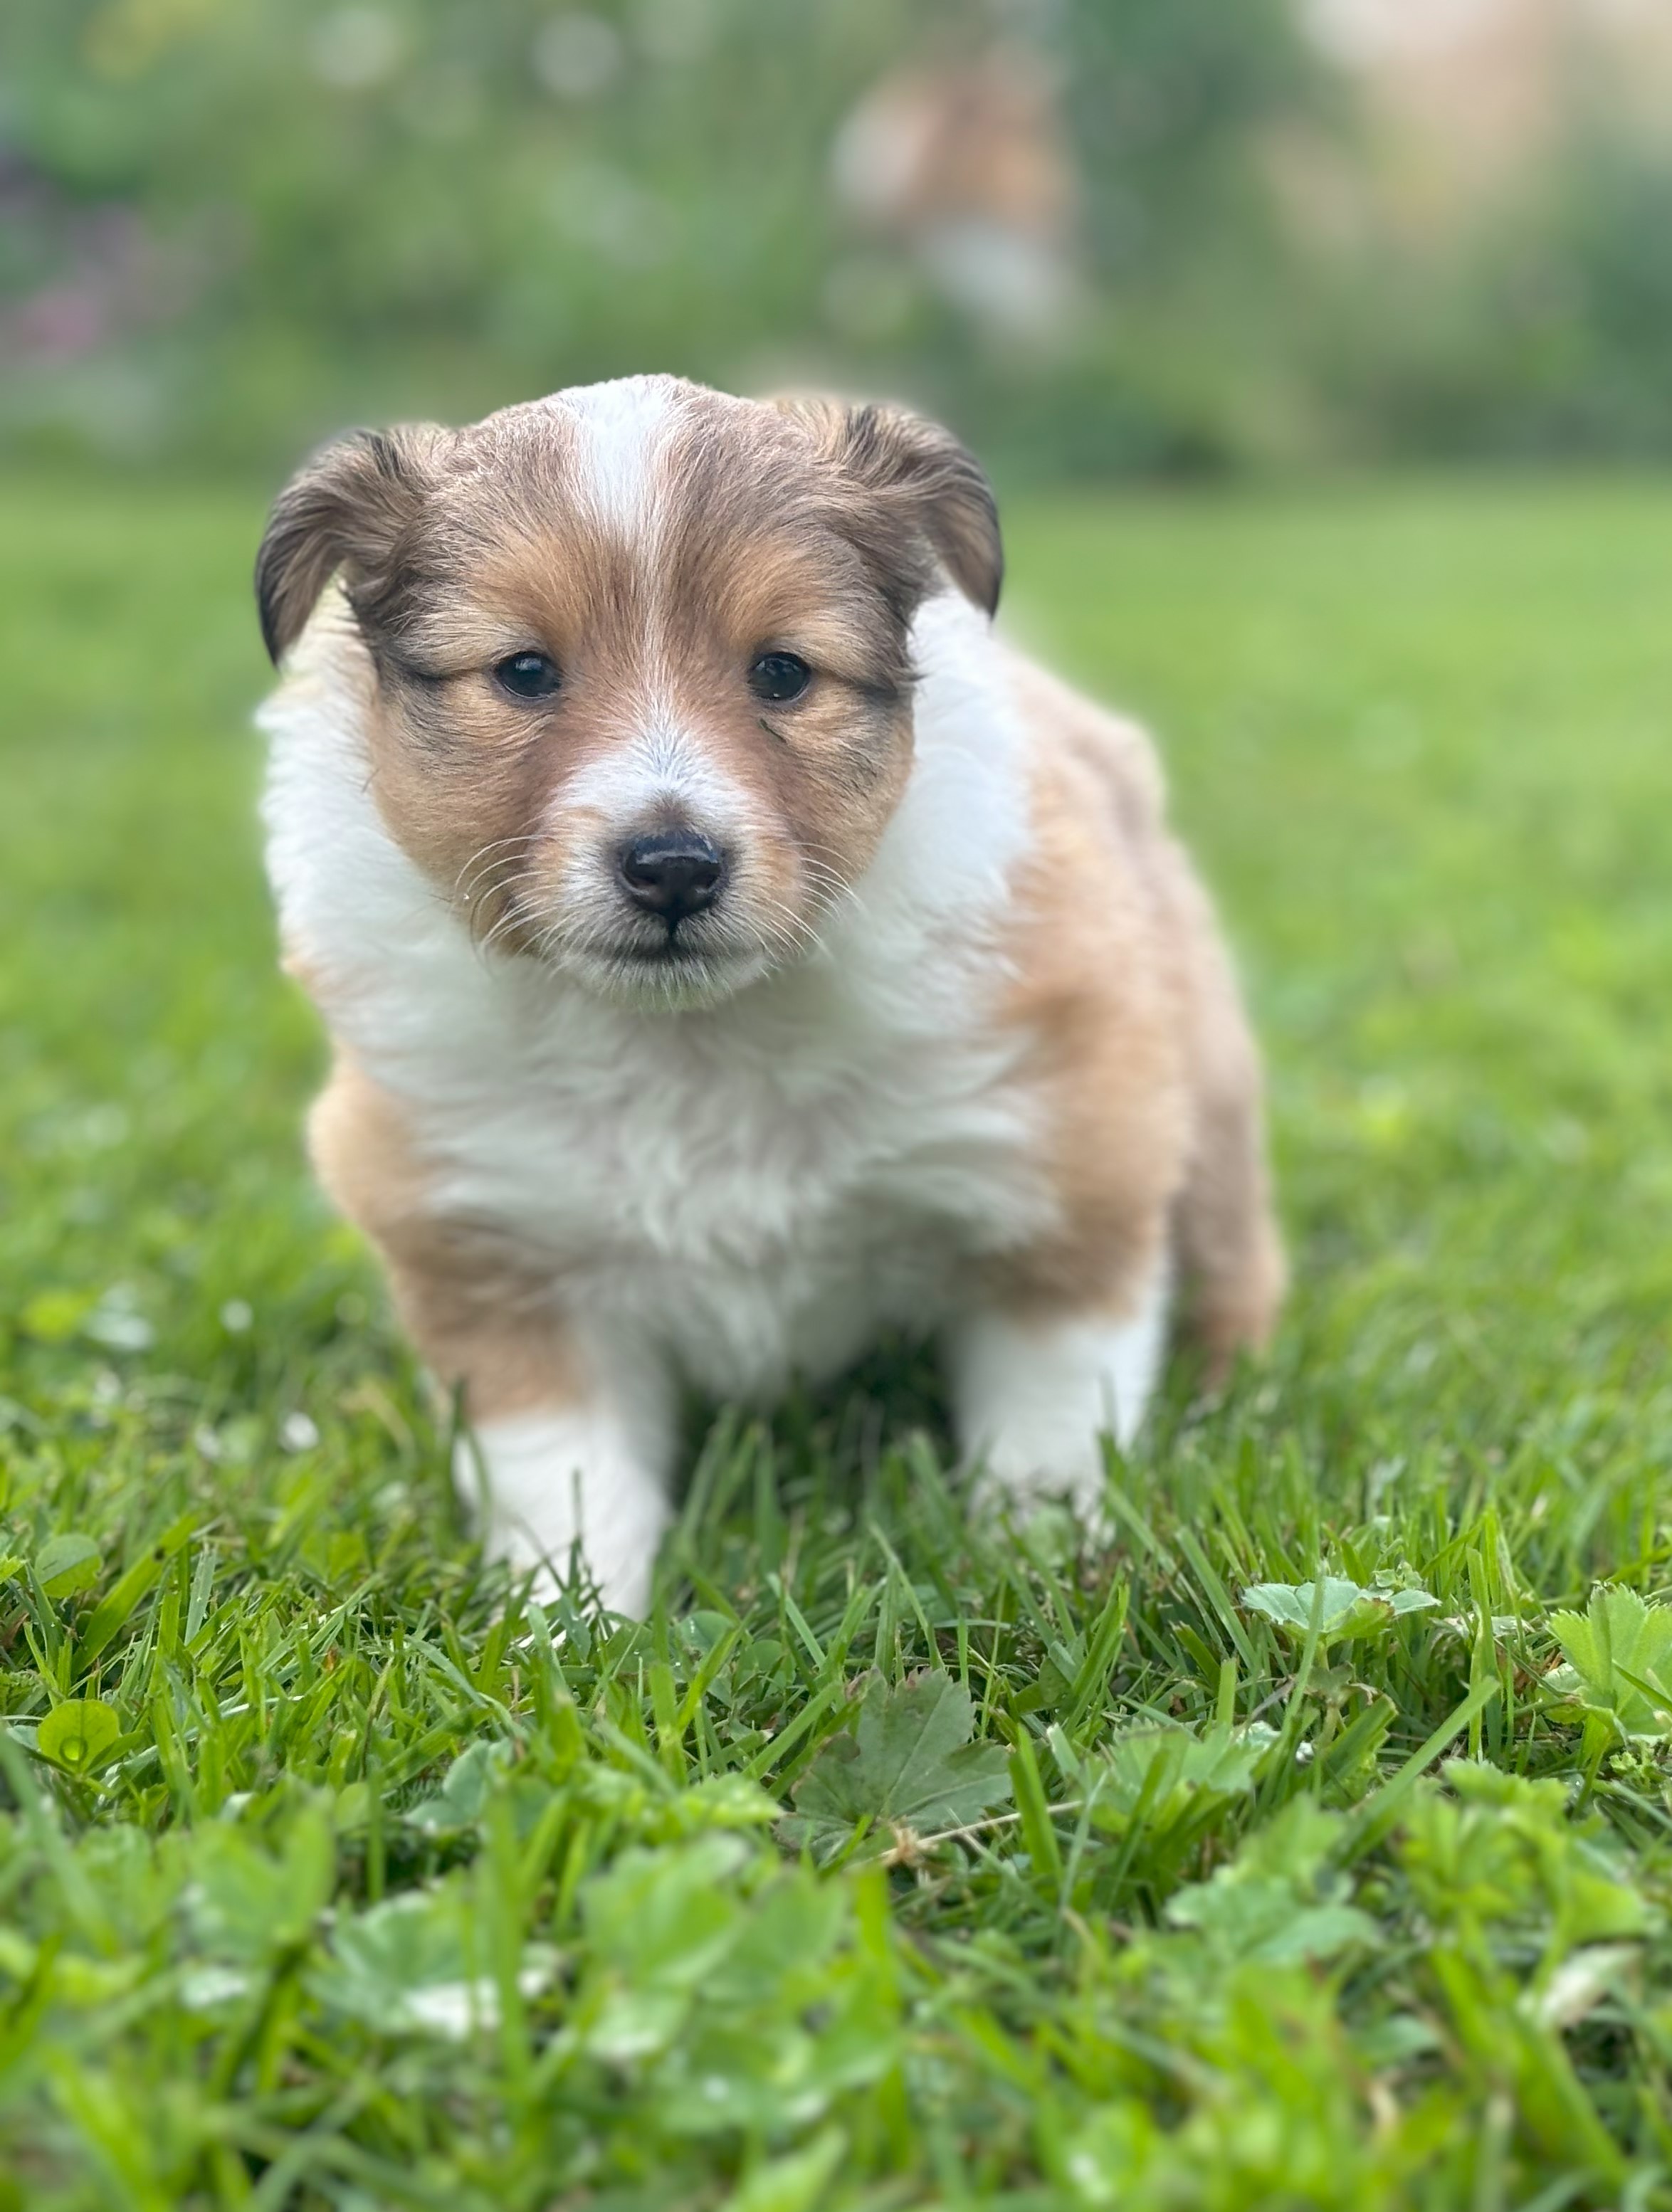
[3,469,1672,2210]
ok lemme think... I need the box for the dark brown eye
[494,651,561,700]
[748,651,811,703]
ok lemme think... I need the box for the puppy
[257,376,1282,1615]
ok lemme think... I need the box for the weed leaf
[1547,1585,1672,1739]
[320,1878,558,2039]
[1242,1576,1438,1644]
[36,1697,120,1775]
[1088,1720,1275,1835]
[1167,1798,1379,1964]
[781,1673,1011,1863]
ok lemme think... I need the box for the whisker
[453,831,542,902]
[754,895,821,959]
[462,859,533,914]
[796,860,865,927]
[478,898,537,961]
[799,846,863,909]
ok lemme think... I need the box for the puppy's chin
[553,936,777,1013]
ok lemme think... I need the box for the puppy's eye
[494,651,561,700]
[748,651,811,703]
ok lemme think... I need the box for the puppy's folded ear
[774,396,1003,618]
[255,426,446,664]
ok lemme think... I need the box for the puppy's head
[256,376,1001,1008]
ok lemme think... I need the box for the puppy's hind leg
[1174,947,1285,1383]
[947,1254,1171,1519]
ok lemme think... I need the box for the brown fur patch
[771,394,1004,618]
[255,425,453,664]
[310,1057,589,1421]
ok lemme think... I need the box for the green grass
[4,469,1672,2210]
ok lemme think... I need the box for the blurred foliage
[0,0,1316,473]
[1313,132,1672,465]
[3,0,1672,475]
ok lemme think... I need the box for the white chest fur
[261,595,1058,1399]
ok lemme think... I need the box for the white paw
[969,1430,1109,1519]
[950,1270,1169,1517]
[456,1405,671,1618]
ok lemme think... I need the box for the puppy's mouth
[550,915,779,1009]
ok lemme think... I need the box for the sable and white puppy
[257,375,1283,1615]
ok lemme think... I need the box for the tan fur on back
[994,657,1283,1363]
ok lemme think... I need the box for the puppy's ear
[255,426,445,664]
[774,396,1003,618]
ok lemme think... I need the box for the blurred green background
[7,0,1672,480]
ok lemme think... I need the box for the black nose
[618,830,727,925]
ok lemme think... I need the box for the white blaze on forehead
[563,376,678,538]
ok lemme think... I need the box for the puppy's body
[258,376,1281,1612]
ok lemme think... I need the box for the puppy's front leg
[458,1344,673,1618]
[947,1263,1170,1517]
[309,1067,671,1613]
[396,1254,672,1613]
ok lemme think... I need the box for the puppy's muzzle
[617,828,727,930]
